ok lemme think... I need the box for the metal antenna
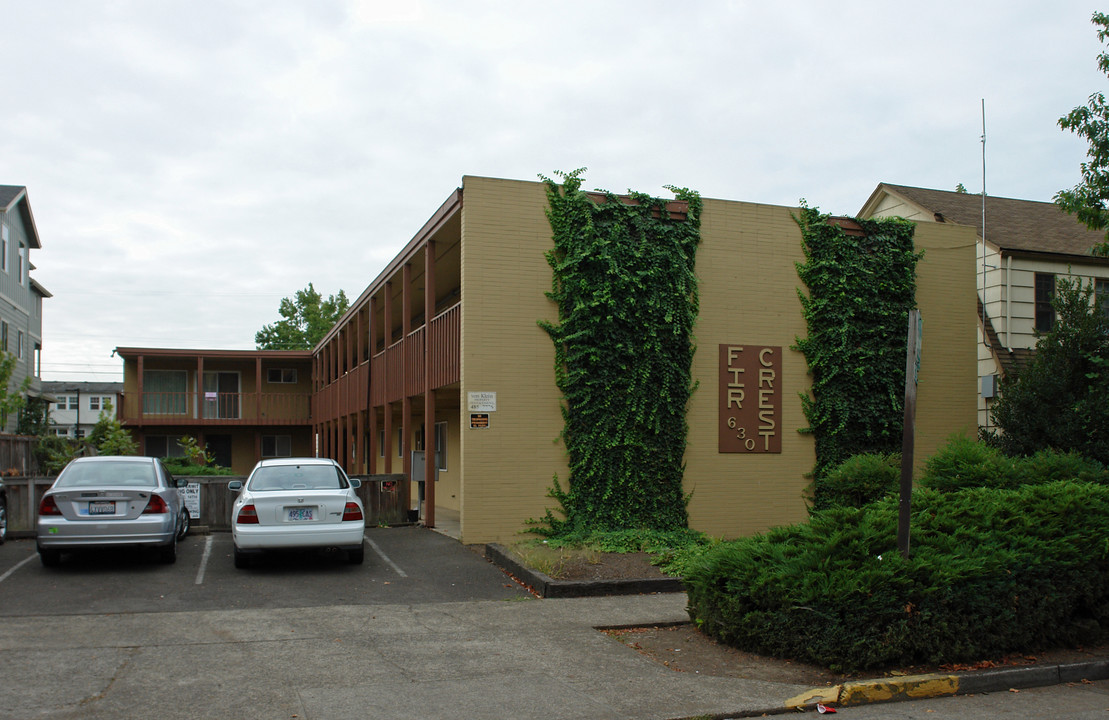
[981,99,989,350]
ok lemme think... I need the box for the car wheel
[39,549,61,567]
[233,545,250,569]
[176,509,190,540]
[159,537,177,564]
[0,494,7,544]
[347,545,365,565]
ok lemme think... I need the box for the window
[18,243,26,286]
[2,321,8,353]
[143,370,188,414]
[435,421,447,471]
[1,224,7,272]
[145,435,186,458]
[267,368,298,384]
[1097,279,1109,320]
[1035,273,1056,332]
[55,395,78,411]
[89,396,100,412]
[262,435,292,457]
[17,331,23,360]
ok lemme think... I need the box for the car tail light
[237,505,259,524]
[342,502,363,522]
[39,495,62,516]
[142,495,169,514]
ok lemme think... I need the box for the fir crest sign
[719,345,782,453]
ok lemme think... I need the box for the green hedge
[685,481,1109,671]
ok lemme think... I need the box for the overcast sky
[3,1,1104,382]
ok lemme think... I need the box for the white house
[43,381,122,439]
[860,183,1109,429]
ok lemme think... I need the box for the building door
[207,434,233,469]
[203,372,240,419]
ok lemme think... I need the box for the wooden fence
[0,436,39,477]
[4,473,411,537]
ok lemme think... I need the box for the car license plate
[88,501,115,515]
[286,507,314,522]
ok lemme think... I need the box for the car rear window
[248,465,349,491]
[55,461,157,488]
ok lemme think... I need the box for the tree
[988,276,1109,463]
[1056,12,1109,257]
[255,283,350,350]
[87,404,139,456]
[0,351,30,431]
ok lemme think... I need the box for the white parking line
[0,552,37,584]
[194,535,213,585]
[365,534,407,577]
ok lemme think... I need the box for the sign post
[898,310,922,559]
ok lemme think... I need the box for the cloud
[0,0,1103,380]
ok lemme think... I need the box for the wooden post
[898,310,922,559]
[424,240,437,529]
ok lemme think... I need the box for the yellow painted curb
[784,685,841,708]
[787,673,961,710]
[840,673,960,705]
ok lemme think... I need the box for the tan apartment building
[314,175,978,545]
[116,348,314,475]
[860,183,1109,430]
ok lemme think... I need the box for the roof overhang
[114,347,313,361]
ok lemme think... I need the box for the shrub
[814,453,899,510]
[1022,448,1109,486]
[160,457,234,476]
[684,481,1109,672]
[918,435,1019,492]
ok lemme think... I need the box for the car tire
[176,509,190,540]
[233,545,250,569]
[159,537,177,564]
[39,549,61,567]
[347,545,365,565]
[0,494,7,545]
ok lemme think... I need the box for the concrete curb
[484,543,685,598]
[773,658,1109,715]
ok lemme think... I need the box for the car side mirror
[349,478,361,489]
[175,477,188,489]
[228,480,243,491]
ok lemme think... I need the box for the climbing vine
[537,169,702,535]
[793,205,920,506]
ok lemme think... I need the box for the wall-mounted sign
[719,344,782,453]
[183,482,201,519]
[470,413,490,429]
[467,391,497,412]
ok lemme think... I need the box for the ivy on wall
[538,169,702,534]
[793,205,920,506]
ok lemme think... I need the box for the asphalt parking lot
[0,526,534,615]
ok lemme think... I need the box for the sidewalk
[5,587,1109,719]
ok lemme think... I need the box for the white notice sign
[183,482,201,520]
[467,391,497,412]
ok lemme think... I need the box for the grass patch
[513,528,717,578]
[508,542,601,579]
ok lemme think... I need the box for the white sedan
[229,458,365,568]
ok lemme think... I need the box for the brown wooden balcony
[119,391,312,427]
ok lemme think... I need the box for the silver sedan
[229,457,365,568]
[37,456,190,566]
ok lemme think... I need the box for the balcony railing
[120,392,311,426]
